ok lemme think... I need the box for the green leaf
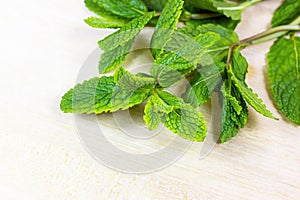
[60,69,154,114]
[220,79,248,143]
[98,12,155,51]
[96,0,148,18]
[271,0,300,27]
[267,36,300,125]
[144,91,207,141]
[164,103,207,141]
[142,0,168,11]
[184,0,245,20]
[179,24,239,63]
[150,64,183,88]
[185,16,239,30]
[144,99,162,130]
[98,12,155,73]
[228,67,277,120]
[231,50,248,81]
[144,92,173,130]
[213,1,242,21]
[84,16,126,29]
[151,32,221,87]
[150,0,184,58]
[159,32,220,66]
[98,39,134,73]
[114,67,155,90]
[184,0,218,12]
[84,0,119,18]
[60,76,114,114]
[182,62,224,107]
[221,50,277,121]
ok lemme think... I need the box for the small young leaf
[271,0,300,27]
[225,50,276,120]
[229,68,277,120]
[144,100,162,130]
[179,24,239,63]
[98,12,155,51]
[96,0,148,18]
[98,12,155,73]
[151,32,221,87]
[231,50,248,81]
[182,62,224,107]
[114,67,154,91]
[158,32,220,67]
[267,36,300,125]
[150,64,183,88]
[144,92,173,130]
[220,80,248,143]
[144,91,207,141]
[150,0,184,58]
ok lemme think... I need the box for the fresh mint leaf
[271,0,300,27]
[84,0,118,18]
[184,0,218,13]
[182,62,224,107]
[151,32,220,87]
[150,0,184,58]
[150,64,183,88]
[179,24,239,63]
[60,69,154,114]
[84,16,126,29]
[230,76,276,119]
[96,0,148,18]
[184,0,246,20]
[228,56,277,120]
[220,79,248,143]
[231,50,248,81]
[60,76,115,114]
[144,91,207,141]
[144,92,173,130]
[98,12,155,73]
[98,12,155,51]
[267,36,300,125]
[185,16,239,30]
[142,0,168,11]
[114,67,155,90]
[98,39,134,73]
[212,1,242,21]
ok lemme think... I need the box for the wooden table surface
[1,0,300,199]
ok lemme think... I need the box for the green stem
[226,16,300,64]
[217,0,261,11]
[240,25,300,46]
[155,10,223,21]
[180,12,222,21]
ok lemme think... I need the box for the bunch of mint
[60,0,300,143]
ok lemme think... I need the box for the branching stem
[226,16,300,65]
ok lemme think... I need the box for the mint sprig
[61,0,300,143]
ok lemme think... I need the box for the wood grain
[0,0,299,199]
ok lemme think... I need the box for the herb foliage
[61,0,300,143]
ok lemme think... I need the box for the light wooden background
[0,0,299,199]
